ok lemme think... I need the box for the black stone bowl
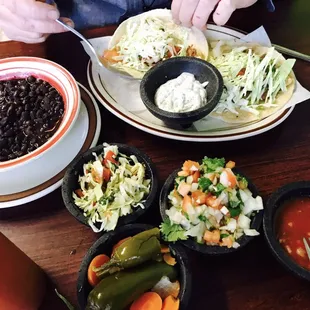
[140,57,223,128]
[263,181,310,282]
[160,166,263,255]
[77,223,191,310]
[62,143,158,231]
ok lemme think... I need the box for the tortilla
[209,44,296,123]
[101,9,209,79]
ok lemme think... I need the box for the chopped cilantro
[202,157,225,172]
[198,177,212,192]
[198,215,207,222]
[236,174,248,189]
[228,207,241,217]
[211,183,226,197]
[229,199,241,209]
[220,234,230,239]
[184,213,190,220]
[160,218,188,242]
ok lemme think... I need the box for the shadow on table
[0,188,64,221]
[187,249,229,310]
[40,277,75,310]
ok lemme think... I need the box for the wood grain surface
[0,0,310,309]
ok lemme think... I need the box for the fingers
[0,0,59,20]
[178,0,200,27]
[1,23,47,43]
[192,0,220,29]
[213,0,236,25]
[171,0,183,21]
[0,5,68,34]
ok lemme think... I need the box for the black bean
[0,76,64,162]
[6,105,14,117]
[27,76,36,84]
[24,126,32,136]
[30,111,35,120]
[0,117,8,127]
[0,138,7,148]
[8,153,16,160]
[21,144,28,152]
[4,128,14,137]
[21,111,30,121]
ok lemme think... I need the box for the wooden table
[1,0,310,309]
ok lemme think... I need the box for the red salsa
[277,197,310,270]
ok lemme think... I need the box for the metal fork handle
[56,19,103,67]
[273,44,310,63]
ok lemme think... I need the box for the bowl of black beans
[0,57,80,195]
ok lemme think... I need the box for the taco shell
[209,44,296,123]
[102,9,209,79]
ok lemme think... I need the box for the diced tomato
[204,230,220,244]
[102,48,121,64]
[225,169,237,188]
[182,195,193,213]
[192,170,200,183]
[205,193,220,209]
[261,91,268,100]
[91,168,102,183]
[103,150,118,166]
[177,182,191,197]
[75,189,84,198]
[237,68,246,76]
[182,160,199,173]
[225,161,235,169]
[102,167,111,182]
[175,46,181,53]
[178,170,189,177]
[219,168,237,188]
[192,190,207,206]
[221,236,234,248]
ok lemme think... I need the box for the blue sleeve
[263,0,275,12]
[47,0,171,30]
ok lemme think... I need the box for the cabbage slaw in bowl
[160,157,264,250]
[72,144,151,233]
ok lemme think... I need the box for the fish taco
[101,9,209,79]
[208,41,296,123]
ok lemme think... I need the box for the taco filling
[103,14,203,73]
[209,42,296,121]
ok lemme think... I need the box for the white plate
[87,25,294,142]
[0,84,101,208]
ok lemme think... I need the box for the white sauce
[154,72,208,113]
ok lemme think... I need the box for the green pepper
[94,228,162,278]
[86,262,177,310]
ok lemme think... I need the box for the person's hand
[0,0,73,43]
[172,0,258,29]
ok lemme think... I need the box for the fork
[55,19,104,68]
[302,237,310,261]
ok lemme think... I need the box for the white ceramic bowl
[0,57,80,194]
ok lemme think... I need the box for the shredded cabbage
[112,15,190,72]
[73,144,151,233]
[209,42,296,116]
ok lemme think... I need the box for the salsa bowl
[263,181,310,282]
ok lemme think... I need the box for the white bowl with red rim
[0,57,80,195]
